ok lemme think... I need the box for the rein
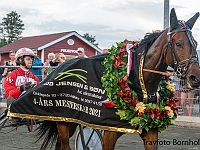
[143,69,170,76]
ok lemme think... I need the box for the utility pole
[164,0,169,29]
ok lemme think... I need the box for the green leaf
[145,126,149,132]
[130,117,140,126]
[116,110,126,120]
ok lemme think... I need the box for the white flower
[166,81,175,92]
[135,102,146,113]
[165,106,174,117]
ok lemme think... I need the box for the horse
[27,8,200,150]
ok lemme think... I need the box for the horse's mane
[129,30,165,102]
[139,30,164,53]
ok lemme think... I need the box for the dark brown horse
[36,8,200,150]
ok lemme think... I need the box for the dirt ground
[0,123,200,150]
[1,107,200,150]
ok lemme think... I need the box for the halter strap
[167,21,199,78]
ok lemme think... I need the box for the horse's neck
[143,31,168,94]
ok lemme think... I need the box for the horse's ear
[186,12,199,29]
[170,8,178,31]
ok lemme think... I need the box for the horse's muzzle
[186,74,200,89]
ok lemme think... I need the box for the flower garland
[101,40,178,132]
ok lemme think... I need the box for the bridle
[167,20,199,79]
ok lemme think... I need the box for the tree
[82,33,99,47]
[0,11,24,46]
[0,27,7,47]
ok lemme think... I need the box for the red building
[0,31,102,65]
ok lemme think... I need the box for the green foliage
[82,33,99,47]
[0,38,7,47]
[101,40,178,132]
[0,11,24,44]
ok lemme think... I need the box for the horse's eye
[176,43,182,48]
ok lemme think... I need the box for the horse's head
[166,8,200,89]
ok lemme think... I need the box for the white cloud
[0,0,199,49]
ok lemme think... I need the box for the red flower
[124,86,130,91]
[113,59,121,69]
[113,52,127,69]
[150,113,155,119]
[159,114,164,120]
[118,76,127,90]
[117,90,131,100]
[166,99,178,110]
[123,90,132,98]
[138,112,143,116]
[164,110,170,115]
[165,98,178,115]
[129,96,138,107]
[154,106,161,118]
[154,111,161,118]
[119,47,126,52]
[103,101,115,108]
[147,107,162,119]
[117,91,124,97]
[117,77,132,102]
[145,108,150,113]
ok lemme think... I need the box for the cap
[77,47,84,53]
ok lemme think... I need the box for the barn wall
[42,35,96,62]
[0,34,99,64]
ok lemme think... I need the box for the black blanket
[8,54,141,133]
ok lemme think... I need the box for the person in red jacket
[4,48,40,100]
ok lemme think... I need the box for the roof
[0,31,102,53]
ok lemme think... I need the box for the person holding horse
[4,48,40,101]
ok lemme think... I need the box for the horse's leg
[102,130,124,150]
[55,122,71,150]
[139,128,158,150]
[55,122,78,150]
[55,139,62,150]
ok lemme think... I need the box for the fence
[0,65,56,80]
[0,66,200,117]
[171,77,200,117]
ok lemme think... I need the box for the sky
[0,0,200,50]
